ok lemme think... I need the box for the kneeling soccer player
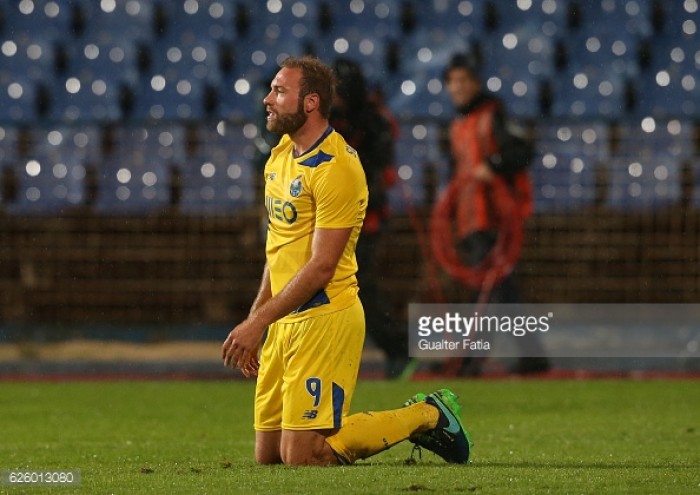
[222,55,473,466]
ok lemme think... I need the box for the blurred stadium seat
[74,0,155,42]
[179,121,256,214]
[636,19,699,118]
[653,0,698,37]
[48,39,138,123]
[314,0,399,80]
[6,127,97,214]
[388,1,481,120]
[569,0,653,36]
[131,32,220,120]
[0,125,19,165]
[0,0,695,217]
[96,124,183,214]
[481,24,554,118]
[551,31,638,117]
[0,34,56,84]
[691,158,700,208]
[402,0,487,39]
[492,0,570,36]
[154,0,235,43]
[531,122,608,212]
[387,121,448,214]
[606,118,692,210]
[387,30,476,119]
[3,0,74,42]
[0,125,19,206]
[0,75,42,123]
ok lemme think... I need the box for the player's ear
[304,93,320,114]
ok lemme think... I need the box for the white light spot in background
[401,80,416,96]
[100,0,116,13]
[502,33,518,50]
[582,128,598,144]
[201,162,216,178]
[542,153,557,168]
[570,158,584,173]
[585,37,601,53]
[117,168,131,184]
[655,70,670,87]
[227,164,242,179]
[628,162,643,177]
[251,50,266,66]
[654,165,668,181]
[557,127,572,141]
[412,125,427,140]
[2,41,17,57]
[48,130,63,145]
[573,73,588,89]
[334,38,349,54]
[667,120,682,135]
[142,172,157,187]
[66,77,81,94]
[235,79,250,95]
[26,160,41,177]
[487,77,502,92]
[267,0,282,14]
[417,47,433,64]
[151,75,166,91]
[53,163,67,179]
[398,164,413,180]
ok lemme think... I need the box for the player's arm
[249,263,272,316]
[220,263,271,377]
[222,227,352,372]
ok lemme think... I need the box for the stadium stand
[179,121,256,214]
[48,39,137,123]
[606,118,693,210]
[0,0,699,326]
[531,121,608,212]
[72,0,156,42]
[387,121,448,214]
[95,124,184,214]
[551,30,638,117]
[6,126,98,215]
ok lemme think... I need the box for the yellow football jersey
[263,126,368,323]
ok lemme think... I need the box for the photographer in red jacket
[443,53,549,375]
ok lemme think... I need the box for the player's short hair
[281,56,337,118]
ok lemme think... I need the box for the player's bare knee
[280,442,338,466]
[255,451,282,465]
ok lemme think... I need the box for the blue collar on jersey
[292,126,334,160]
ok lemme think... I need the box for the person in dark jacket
[330,58,407,378]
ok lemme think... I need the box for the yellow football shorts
[254,298,365,431]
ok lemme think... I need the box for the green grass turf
[0,379,698,494]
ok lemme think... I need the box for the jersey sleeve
[312,155,368,229]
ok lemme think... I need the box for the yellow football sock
[325,403,439,464]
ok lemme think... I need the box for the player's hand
[222,319,264,376]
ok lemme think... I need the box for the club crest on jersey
[289,175,303,198]
[268,172,276,181]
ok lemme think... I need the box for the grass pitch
[1,379,698,494]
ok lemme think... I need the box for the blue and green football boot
[404,388,473,464]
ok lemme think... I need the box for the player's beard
[266,99,307,135]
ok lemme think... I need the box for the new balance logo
[302,410,318,420]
